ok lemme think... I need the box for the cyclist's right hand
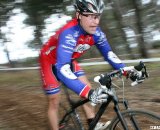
[88,87,108,104]
[129,71,145,83]
[127,61,149,86]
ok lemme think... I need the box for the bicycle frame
[60,86,133,130]
[59,62,151,130]
[89,88,131,130]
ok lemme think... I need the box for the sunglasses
[81,13,101,20]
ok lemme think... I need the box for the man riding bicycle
[39,0,132,130]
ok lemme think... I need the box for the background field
[0,62,160,130]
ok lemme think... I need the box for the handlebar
[94,61,149,88]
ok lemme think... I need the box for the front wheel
[109,109,160,130]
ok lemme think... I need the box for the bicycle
[58,61,160,130]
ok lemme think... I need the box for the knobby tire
[109,109,160,130]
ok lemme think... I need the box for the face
[77,12,101,34]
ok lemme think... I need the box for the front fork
[113,94,141,130]
[113,94,129,130]
[88,89,130,130]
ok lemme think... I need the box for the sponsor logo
[45,46,56,55]
[65,34,76,46]
[108,51,122,63]
[74,44,91,53]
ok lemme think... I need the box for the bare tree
[0,0,15,66]
[111,0,136,59]
[132,0,149,58]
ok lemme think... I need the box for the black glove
[88,87,108,104]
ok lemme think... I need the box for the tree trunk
[112,0,136,59]
[132,0,149,58]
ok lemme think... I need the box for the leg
[71,61,110,129]
[71,61,95,119]
[78,75,95,119]
[39,54,61,130]
[78,75,111,130]
[48,93,61,130]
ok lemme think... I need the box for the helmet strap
[76,11,81,20]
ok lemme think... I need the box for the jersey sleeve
[56,30,90,97]
[94,28,126,70]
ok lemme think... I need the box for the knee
[48,94,60,110]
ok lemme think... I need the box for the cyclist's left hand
[88,87,108,104]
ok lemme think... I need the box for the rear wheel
[109,109,160,130]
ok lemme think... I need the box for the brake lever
[134,61,145,71]
[135,61,149,78]
[143,65,149,78]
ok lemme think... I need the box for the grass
[0,70,41,87]
[0,61,159,88]
[0,62,159,130]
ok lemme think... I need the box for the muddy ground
[0,65,159,130]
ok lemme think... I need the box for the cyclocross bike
[58,61,160,130]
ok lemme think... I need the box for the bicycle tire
[59,103,83,130]
[109,109,160,130]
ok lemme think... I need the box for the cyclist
[39,0,126,130]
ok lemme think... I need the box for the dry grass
[0,62,160,130]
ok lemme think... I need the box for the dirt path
[0,69,159,130]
